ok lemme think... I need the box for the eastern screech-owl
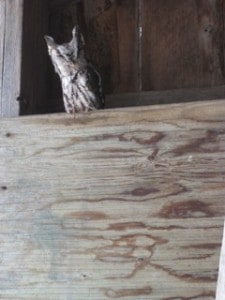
[44,26,104,113]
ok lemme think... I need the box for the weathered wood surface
[81,0,225,92]
[216,221,225,300]
[0,100,225,299]
[0,0,22,117]
[142,0,225,90]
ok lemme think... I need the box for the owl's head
[44,26,85,76]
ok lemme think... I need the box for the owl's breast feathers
[72,63,105,109]
[61,62,104,113]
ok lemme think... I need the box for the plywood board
[0,100,225,299]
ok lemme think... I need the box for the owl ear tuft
[72,26,78,38]
[71,25,85,47]
[44,35,56,48]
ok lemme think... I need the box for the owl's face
[44,26,85,76]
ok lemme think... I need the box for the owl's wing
[84,64,105,109]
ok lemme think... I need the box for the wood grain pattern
[142,0,225,91]
[0,0,22,117]
[0,100,225,299]
[115,0,139,92]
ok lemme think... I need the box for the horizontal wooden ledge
[7,99,225,129]
[46,85,225,115]
[106,85,225,108]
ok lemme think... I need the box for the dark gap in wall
[137,0,142,92]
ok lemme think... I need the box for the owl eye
[67,52,73,58]
[56,50,64,58]
[59,47,73,57]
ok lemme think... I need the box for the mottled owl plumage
[44,26,104,113]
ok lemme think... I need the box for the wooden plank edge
[45,85,225,113]
[216,220,225,300]
[2,99,225,131]
[105,85,225,108]
[1,0,22,117]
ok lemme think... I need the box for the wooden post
[0,0,23,117]
[0,0,49,117]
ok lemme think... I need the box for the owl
[44,26,104,113]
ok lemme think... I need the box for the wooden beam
[106,85,225,108]
[0,0,23,117]
[49,85,225,112]
[0,0,49,116]
[0,100,225,299]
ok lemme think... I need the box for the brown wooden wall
[48,0,225,96]
[141,0,225,90]
[1,0,225,116]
